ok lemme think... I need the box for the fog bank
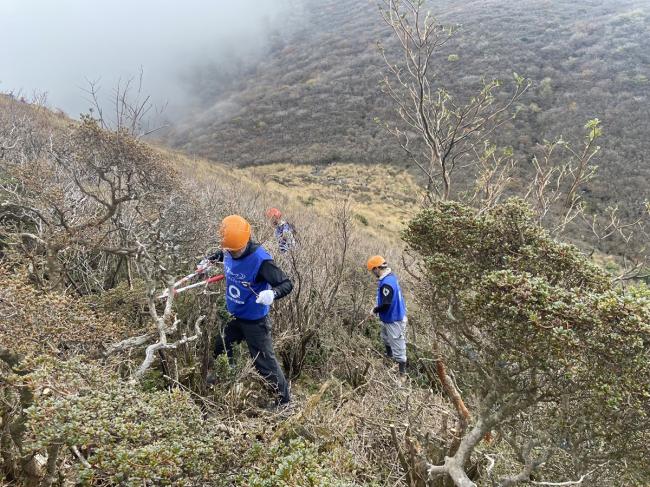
[0,0,295,118]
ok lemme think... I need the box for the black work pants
[214,316,290,404]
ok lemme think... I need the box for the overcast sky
[0,0,292,117]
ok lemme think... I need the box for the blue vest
[377,273,406,323]
[224,246,272,320]
[274,221,295,253]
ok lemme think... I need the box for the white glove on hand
[256,289,275,306]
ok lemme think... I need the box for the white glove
[256,289,275,306]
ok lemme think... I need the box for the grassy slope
[153,147,421,241]
[165,0,650,218]
[248,162,422,237]
[3,85,645,485]
[1,96,428,485]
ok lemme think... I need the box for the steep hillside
[166,0,650,217]
[0,94,414,485]
[2,94,649,486]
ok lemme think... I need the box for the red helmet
[266,207,282,220]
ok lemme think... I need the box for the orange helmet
[266,207,282,220]
[367,255,386,271]
[219,215,251,251]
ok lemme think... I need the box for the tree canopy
[402,199,650,485]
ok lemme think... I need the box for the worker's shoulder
[250,242,274,261]
[381,272,402,286]
[379,281,395,292]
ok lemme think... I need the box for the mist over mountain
[0,0,299,118]
[166,0,650,217]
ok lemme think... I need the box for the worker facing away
[207,214,293,407]
[265,207,296,253]
[367,255,407,375]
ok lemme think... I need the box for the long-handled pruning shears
[157,261,224,299]
[158,274,225,299]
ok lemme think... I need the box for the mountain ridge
[164,0,650,217]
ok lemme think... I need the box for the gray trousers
[381,318,407,363]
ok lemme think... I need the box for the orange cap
[220,215,251,251]
[367,255,386,271]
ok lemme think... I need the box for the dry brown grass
[0,94,69,132]
[147,141,421,244]
[0,264,140,358]
[252,163,422,237]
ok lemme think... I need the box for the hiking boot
[398,361,407,375]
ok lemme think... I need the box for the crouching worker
[207,215,293,407]
[367,255,407,376]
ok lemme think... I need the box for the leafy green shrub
[22,359,235,486]
[354,213,369,225]
[403,199,650,484]
[242,438,356,487]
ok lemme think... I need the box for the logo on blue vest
[228,285,243,303]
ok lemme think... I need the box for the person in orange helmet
[265,207,296,253]
[205,215,293,408]
[367,255,407,376]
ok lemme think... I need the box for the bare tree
[106,280,204,381]
[522,119,649,281]
[83,68,168,138]
[524,119,601,234]
[1,117,176,291]
[377,0,530,201]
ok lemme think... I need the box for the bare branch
[529,463,607,486]
[70,446,91,470]
[378,0,529,202]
